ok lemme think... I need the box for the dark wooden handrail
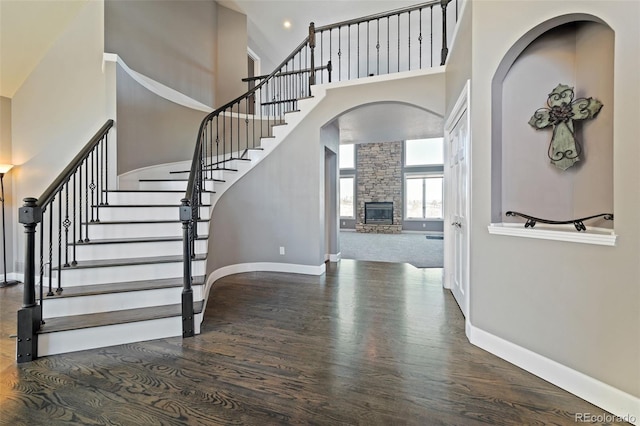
[37,120,114,208]
[314,0,440,33]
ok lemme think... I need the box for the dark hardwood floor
[0,260,620,425]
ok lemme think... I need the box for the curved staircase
[34,103,318,357]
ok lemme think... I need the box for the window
[339,144,355,169]
[405,174,443,219]
[405,138,443,166]
[340,176,355,218]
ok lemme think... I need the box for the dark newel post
[308,22,316,92]
[179,199,194,337]
[17,197,42,363]
[440,0,452,65]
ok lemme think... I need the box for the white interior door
[444,81,470,318]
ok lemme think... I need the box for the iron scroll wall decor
[506,211,613,232]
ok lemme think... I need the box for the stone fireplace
[355,142,403,234]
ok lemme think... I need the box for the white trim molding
[488,223,617,246]
[103,53,213,113]
[200,262,327,319]
[329,252,341,262]
[468,323,639,425]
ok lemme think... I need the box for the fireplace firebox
[365,202,393,225]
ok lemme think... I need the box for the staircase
[32,102,317,357]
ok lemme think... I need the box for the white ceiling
[337,103,443,144]
[0,0,88,98]
[220,0,425,69]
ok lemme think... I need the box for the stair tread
[85,218,209,225]
[104,189,216,194]
[45,275,206,299]
[76,235,207,245]
[39,300,204,334]
[93,204,211,208]
[62,253,206,269]
[139,177,231,182]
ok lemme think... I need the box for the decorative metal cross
[528,84,603,171]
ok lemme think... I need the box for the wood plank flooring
[0,260,623,425]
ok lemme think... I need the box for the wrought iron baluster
[72,174,77,265]
[90,148,100,222]
[222,111,226,168]
[338,27,342,81]
[366,21,369,76]
[348,25,351,80]
[430,6,434,67]
[99,138,104,206]
[376,19,380,75]
[397,14,401,72]
[39,221,44,322]
[57,192,62,293]
[387,17,390,74]
[104,133,109,206]
[419,8,423,69]
[408,10,411,70]
[84,158,89,241]
[78,162,83,243]
[357,23,360,78]
[245,98,249,154]
[48,202,53,296]
[89,150,95,223]
[214,119,218,173]
[63,182,70,267]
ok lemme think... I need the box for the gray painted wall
[208,71,445,273]
[105,0,218,108]
[469,0,639,397]
[115,66,208,174]
[0,96,13,275]
[11,1,107,274]
[216,5,250,108]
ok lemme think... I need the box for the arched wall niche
[491,15,614,230]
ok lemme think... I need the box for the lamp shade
[0,164,13,174]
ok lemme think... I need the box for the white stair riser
[74,239,208,260]
[86,221,209,239]
[97,205,209,221]
[198,169,226,180]
[107,191,211,205]
[246,149,264,161]
[38,312,203,357]
[43,286,204,318]
[56,260,205,286]
[139,180,215,191]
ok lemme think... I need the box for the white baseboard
[5,272,24,282]
[201,262,327,318]
[468,323,639,425]
[329,252,341,262]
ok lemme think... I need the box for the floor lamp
[0,164,20,288]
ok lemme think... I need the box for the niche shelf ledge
[487,223,617,246]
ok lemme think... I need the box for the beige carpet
[339,231,443,268]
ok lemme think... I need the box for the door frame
[443,80,471,319]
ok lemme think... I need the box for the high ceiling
[0,0,88,98]
[0,0,442,140]
[220,0,426,70]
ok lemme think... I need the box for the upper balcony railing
[180,0,458,336]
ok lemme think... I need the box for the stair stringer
[203,94,327,213]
